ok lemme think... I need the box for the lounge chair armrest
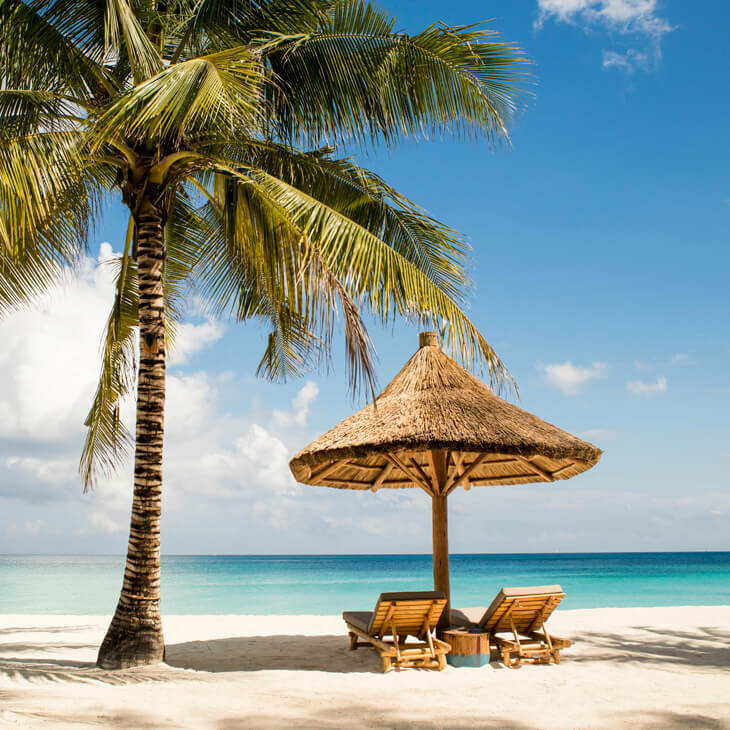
[344,622,397,655]
[493,636,519,650]
[433,637,452,652]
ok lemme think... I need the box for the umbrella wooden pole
[431,492,451,630]
[430,449,451,630]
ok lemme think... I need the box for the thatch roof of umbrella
[290,332,601,492]
[290,331,602,628]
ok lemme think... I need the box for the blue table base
[446,653,491,668]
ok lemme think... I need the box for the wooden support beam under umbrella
[289,332,602,629]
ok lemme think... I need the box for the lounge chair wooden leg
[552,649,560,664]
[437,653,447,671]
[348,632,358,650]
[381,654,392,673]
[502,650,511,668]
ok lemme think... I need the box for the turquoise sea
[1,553,729,615]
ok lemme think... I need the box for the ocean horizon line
[2,550,729,558]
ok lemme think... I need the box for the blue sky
[1,0,728,554]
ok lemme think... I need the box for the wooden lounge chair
[479,585,571,667]
[452,585,571,667]
[342,591,451,672]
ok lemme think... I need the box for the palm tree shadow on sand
[567,626,730,670]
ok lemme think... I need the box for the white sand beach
[1,606,729,729]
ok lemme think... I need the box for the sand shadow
[215,705,536,730]
[0,654,183,685]
[166,634,394,674]
[213,707,730,730]
[569,625,730,670]
[624,710,730,730]
[0,625,96,636]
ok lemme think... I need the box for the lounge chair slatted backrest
[368,591,447,638]
[478,585,571,667]
[480,585,565,634]
[343,590,451,672]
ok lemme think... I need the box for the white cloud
[0,248,116,442]
[578,427,618,441]
[541,361,607,395]
[5,519,44,537]
[168,319,225,366]
[86,512,125,535]
[72,370,316,535]
[536,0,674,71]
[626,375,667,395]
[273,381,319,426]
[0,248,319,537]
[536,0,671,33]
[0,243,227,447]
[602,49,649,72]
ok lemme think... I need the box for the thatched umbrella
[289,332,602,627]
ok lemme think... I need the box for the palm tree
[0,0,529,669]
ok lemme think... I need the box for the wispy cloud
[670,352,696,365]
[535,0,674,72]
[578,427,618,441]
[541,361,607,395]
[5,520,44,538]
[602,48,649,72]
[626,375,667,395]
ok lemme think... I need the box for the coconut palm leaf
[103,0,163,82]
[183,150,506,391]
[261,4,531,147]
[92,46,262,150]
[0,130,107,259]
[172,0,328,58]
[0,0,112,100]
[0,248,65,317]
[80,239,138,491]
[0,90,85,137]
[243,168,508,384]
[211,140,470,299]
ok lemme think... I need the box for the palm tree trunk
[97,192,166,669]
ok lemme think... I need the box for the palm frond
[244,167,509,387]
[0,246,65,317]
[173,0,329,57]
[260,6,531,147]
[0,130,107,258]
[185,156,507,391]
[80,230,138,491]
[0,89,84,137]
[92,46,262,149]
[208,139,470,300]
[104,0,163,82]
[0,0,112,101]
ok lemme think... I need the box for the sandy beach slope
[1,606,729,729]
